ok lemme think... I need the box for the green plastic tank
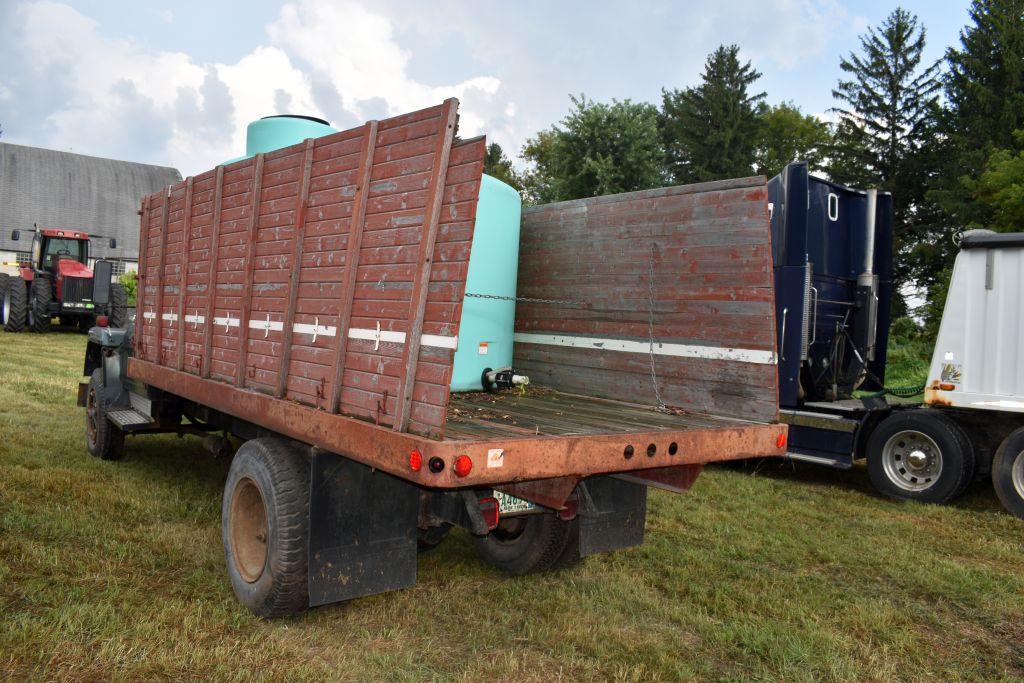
[450,174,523,391]
[223,114,338,164]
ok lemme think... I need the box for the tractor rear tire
[85,368,125,461]
[29,276,52,333]
[108,282,128,328]
[3,277,27,332]
[474,513,575,575]
[222,438,310,618]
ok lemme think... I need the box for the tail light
[776,432,787,449]
[409,449,422,472]
[478,496,500,530]
[96,315,109,328]
[453,454,473,477]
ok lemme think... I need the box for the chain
[647,244,668,412]
[464,292,586,307]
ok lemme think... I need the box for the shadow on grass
[716,457,1007,516]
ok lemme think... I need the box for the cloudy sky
[0,0,970,177]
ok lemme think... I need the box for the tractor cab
[2,226,125,334]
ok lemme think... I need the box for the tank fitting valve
[481,367,529,392]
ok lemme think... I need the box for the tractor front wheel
[108,282,128,328]
[2,277,27,332]
[29,276,52,333]
[85,368,125,461]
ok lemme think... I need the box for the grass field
[1,329,1022,681]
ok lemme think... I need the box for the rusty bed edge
[129,358,788,488]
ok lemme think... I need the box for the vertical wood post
[328,120,378,414]
[276,139,316,398]
[175,176,194,371]
[201,166,225,379]
[235,154,265,387]
[393,98,458,432]
[152,187,172,365]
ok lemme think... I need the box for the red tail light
[409,449,422,472]
[96,315,109,328]
[453,454,473,478]
[478,496,499,530]
[776,432,787,450]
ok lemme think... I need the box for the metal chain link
[464,292,586,307]
[647,244,668,412]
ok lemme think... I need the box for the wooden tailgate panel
[514,177,780,423]
[135,99,485,438]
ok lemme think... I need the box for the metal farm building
[0,142,181,274]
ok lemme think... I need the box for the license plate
[494,490,536,514]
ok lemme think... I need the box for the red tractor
[2,226,127,333]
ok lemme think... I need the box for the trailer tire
[3,277,27,332]
[222,438,310,618]
[992,427,1024,520]
[85,369,125,461]
[867,410,973,504]
[474,513,574,575]
[29,275,52,333]
[108,283,128,328]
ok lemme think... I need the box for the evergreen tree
[520,95,663,203]
[827,8,942,313]
[660,44,765,183]
[753,102,833,178]
[482,142,524,193]
[920,0,1024,330]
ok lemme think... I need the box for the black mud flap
[308,451,420,607]
[577,476,647,557]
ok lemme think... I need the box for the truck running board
[107,409,156,431]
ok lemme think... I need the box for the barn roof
[0,142,181,260]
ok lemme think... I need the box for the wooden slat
[276,138,316,398]
[151,189,172,364]
[328,120,378,413]
[175,176,194,371]
[133,196,149,355]
[392,98,458,431]
[235,153,266,387]
[201,166,225,379]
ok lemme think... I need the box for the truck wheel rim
[882,430,943,492]
[1013,450,1024,500]
[230,477,269,583]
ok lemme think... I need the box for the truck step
[108,409,155,431]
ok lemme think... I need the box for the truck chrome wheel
[229,477,269,584]
[881,430,943,492]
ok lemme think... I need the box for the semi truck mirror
[93,260,113,306]
[10,230,19,241]
[109,238,117,249]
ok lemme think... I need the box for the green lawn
[1,330,1022,681]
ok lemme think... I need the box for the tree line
[483,0,1024,330]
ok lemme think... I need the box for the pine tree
[919,0,1024,330]
[827,8,942,314]
[660,45,765,183]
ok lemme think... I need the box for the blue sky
[0,1,972,176]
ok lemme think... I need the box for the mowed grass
[1,330,1023,681]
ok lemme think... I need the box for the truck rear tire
[108,282,127,328]
[3,277,27,332]
[867,410,974,504]
[29,276,52,333]
[222,438,310,618]
[474,513,575,575]
[992,427,1024,520]
[85,369,125,461]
